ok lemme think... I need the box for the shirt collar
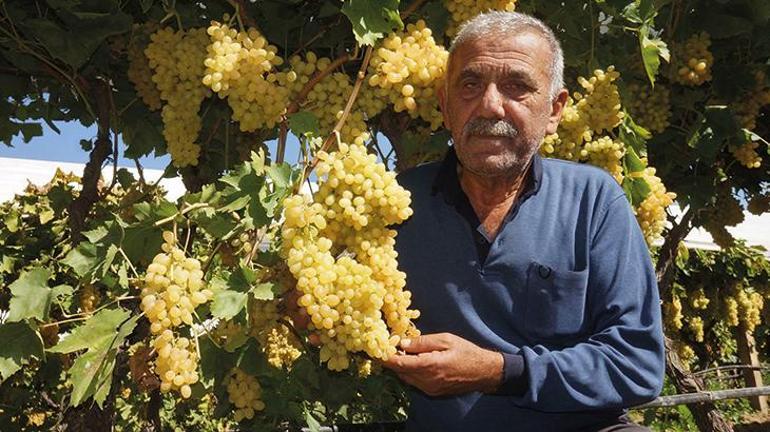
[431,145,543,204]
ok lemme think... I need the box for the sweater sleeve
[505,195,665,410]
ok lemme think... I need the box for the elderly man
[384,11,665,432]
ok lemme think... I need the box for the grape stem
[153,202,211,227]
[298,44,374,189]
[39,296,140,328]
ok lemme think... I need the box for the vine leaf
[7,267,53,322]
[341,0,403,46]
[640,30,669,87]
[0,322,44,382]
[211,290,248,320]
[288,111,320,137]
[49,308,138,407]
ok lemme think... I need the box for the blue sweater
[394,149,664,431]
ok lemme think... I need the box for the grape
[444,0,517,37]
[670,32,713,86]
[286,53,370,145]
[202,21,292,132]
[732,71,770,130]
[127,24,162,111]
[79,283,101,314]
[574,66,624,134]
[153,331,199,398]
[579,136,625,183]
[625,82,671,133]
[664,294,684,331]
[687,316,704,342]
[226,368,265,421]
[730,140,763,169]
[281,142,419,371]
[634,166,676,245]
[146,28,211,167]
[365,20,448,130]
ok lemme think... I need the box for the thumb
[400,333,451,354]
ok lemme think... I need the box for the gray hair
[450,11,565,100]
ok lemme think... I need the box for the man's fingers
[382,352,432,372]
[400,333,451,354]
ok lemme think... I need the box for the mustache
[462,118,519,138]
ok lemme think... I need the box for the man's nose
[478,83,506,119]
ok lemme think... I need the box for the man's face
[438,31,567,177]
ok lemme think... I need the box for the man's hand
[382,333,504,396]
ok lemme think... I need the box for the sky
[0,120,311,171]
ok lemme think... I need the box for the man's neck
[458,160,532,239]
[458,162,531,208]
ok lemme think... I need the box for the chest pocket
[523,261,589,342]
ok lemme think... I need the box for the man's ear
[545,88,569,135]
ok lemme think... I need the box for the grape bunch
[247,298,303,369]
[625,82,671,133]
[633,166,677,245]
[226,367,265,422]
[127,25,162,111]
[145,27,211,167]
[286,52,370,145]
[444,0,517,37]
[140,231,213,398]
[140,231,213,335]
[671,32,713,86]
[152,330,199,398]
[541,66,624,162]
[281,142,419,371]
[365,20,448,130]
[79,283,101,314]
[580,136,625,183]
[202,21,293,132]
[733,71,770,130]
[664,294,684,331]
[730,140,763,169]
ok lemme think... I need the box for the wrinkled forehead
[447,30,554,80]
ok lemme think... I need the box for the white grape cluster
[626,82,671,133]
[140,231,214,398]
[541,67,624,162]
[580,136,625,183]
[226,367,265,422]
[730,140,763,169]
[733,71,770,130]
[146,28,211,167]
[365,20,448,130]
[202,21,294,132]
[286,53,370,145]
[247,298,303,369]
[671,32,713,86]
[152,330,199,398]
[281,142,419,371]
[634,166,677,245]
[444,0,517,37]
[127,25,162,111]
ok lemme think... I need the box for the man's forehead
[448,32,552,77]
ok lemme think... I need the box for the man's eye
[462,81,479,90]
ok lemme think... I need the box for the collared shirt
[394,147,665,432]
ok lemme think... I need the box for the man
[383,11,665,431]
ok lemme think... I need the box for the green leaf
[228,266,257,292]
[341,0,403,46]
[288,111,320,137]
[191,208,237,239]
[69,313,139,407]
[305,407,322,432]
[21,13,132,69]
[0,322,44,382]
[624,146,647,173]
[211,290,248,320]
[621,0,656,24]
[639,31,669,87]
[250,282,276,300]
[7,267,52,322]
[51,284,75,309]
[49,308,132,354]
[420,1,450,38]
[62,242,99,277]
[622,176,652,207]
[266,163,293,190]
